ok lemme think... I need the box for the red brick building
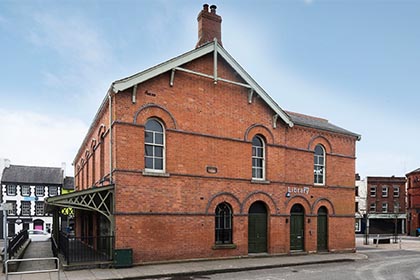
[407,168,420,236]
[365,176,406,235]
[48,4,360,264]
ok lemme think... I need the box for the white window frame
[144,118,165,173]
[49,186,58,196]
[35,201,44,216]
[21,201,31,216]
[252,135,265,180]
[6,185,17,196]
[382,186,388,197]
[382,202,388,213]
[314,144,325,185]
[21,185,31,196]
[370,203,376,212]
[370,186,376,197]
[393,186,400,197]
[6,201,16,215]
[35,186,45,197]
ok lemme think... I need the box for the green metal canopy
[45,185,114,224]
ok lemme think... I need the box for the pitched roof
[112,40,294,128]
[286,111,361,140]
[1,165,63,185]
[75,40,360,163]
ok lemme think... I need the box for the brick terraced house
[365,176,406,235]
[47,4,360,265]
[407,168,420,236]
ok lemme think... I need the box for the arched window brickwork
[215,203,233,244]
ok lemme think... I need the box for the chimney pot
[210,5,217,14]
[203,4,209,11]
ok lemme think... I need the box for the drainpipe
[108,91,113,184]
[108,88,115,254]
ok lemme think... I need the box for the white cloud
[26,12,115,117]
[0,109,88,176]
[29,13,110,65]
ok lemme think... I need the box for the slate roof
[286,111,361,140]
[1,165,63,185]
[407,168,420,176]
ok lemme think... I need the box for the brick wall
[73,47,357,263]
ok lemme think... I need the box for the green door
[317,207,328,251]
[248,202,267,253]
[290,204,304,251]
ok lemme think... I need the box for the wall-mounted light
[307,218,311,224]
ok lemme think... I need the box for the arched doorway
[290,204,304,251]
[33,219,44,230]
[317,206,328,251]
[248,201,268,253]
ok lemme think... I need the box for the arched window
[145,119,165,171]
[314,144,325,185]
[252,135,265,180]
[215,203,232,244]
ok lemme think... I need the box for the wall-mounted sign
[23,197,38,201]
[287,186,310,196]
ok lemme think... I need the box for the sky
[0,0,419,178]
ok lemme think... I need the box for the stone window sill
[251,179,270,184]
[142,171,170,177]
[212,243,237,250]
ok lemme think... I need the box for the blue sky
[0,0,419,177]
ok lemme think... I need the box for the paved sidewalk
[3,236,420,279]
[1,242,366,280]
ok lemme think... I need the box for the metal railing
[5,257,60,280]
[7,229,28,259]
[58,232,114,265]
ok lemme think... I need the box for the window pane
[155,159,163,170]
[256,147,263,157]
[145,145,153,156]
[145,132,153,143]
[155,146,163,157]
[252,137,262,146]
[145,119,163,132]
[315,145,324,155]
[155,133,163,145]
[145,157,153,169]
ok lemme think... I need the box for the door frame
[248,201,268,253]
[290,204,305,251]
[317,206,328,251]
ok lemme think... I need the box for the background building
[0,159,69,237]
[355,174,367,233]
[406,168,420,236]
[366,176,406,235]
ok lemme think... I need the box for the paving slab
[0,239,370,280]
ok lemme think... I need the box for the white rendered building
[0,161,64,237]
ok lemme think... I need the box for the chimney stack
[196,4,222,48]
